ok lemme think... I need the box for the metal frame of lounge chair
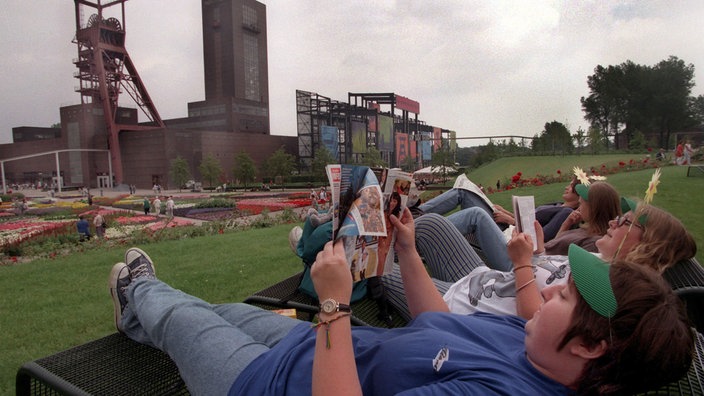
[16,257,704,395]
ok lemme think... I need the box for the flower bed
[0,219,74,246]
[236,197,312,215]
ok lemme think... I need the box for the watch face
[321,299,337,313]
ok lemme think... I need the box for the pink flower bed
[114,215,158,225]
[0,219,73,246]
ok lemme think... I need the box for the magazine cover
[372,168,414,278]
[326,165,413,280]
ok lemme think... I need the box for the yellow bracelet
[513,264,534,272]
[311,312,352,349]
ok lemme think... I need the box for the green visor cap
[621,197,637,213]
[620,197,647,225]
[569,244,617,318]
[575,184,589,201]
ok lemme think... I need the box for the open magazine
[512,195,538,251]
[326,165,414,281]
[453,174,495,212]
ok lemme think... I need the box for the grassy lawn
[466,153,656,188]
[0,223,299,395]
[1,158,702,395]
[476,164,704,264]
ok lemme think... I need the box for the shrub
[194,198,236,209]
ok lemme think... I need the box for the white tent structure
[413,166,457,177]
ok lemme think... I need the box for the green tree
[587,126,605,154]
[400,155,417,172]
[169,156,191,192]
[431,145,455,183]
[531,121,573,155]
[233,151,257,190]
[581,57,698,150]
[198,154,223,187]
[360,147,387,168]
[264,147,295,191]
[572,127,586,154]
[629,130,647,151]
[312,146,336,180]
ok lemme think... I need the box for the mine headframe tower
[73,0,165,185]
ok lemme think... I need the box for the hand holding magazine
[326,165,413,281]
[512,195,538,251]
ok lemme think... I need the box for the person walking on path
[153,196,162,218]
[93,213,106,239]
[165,196,174,218]
[143,197,151,216]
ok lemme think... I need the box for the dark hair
[569,176,581,194]
[561,261,693,395]
[386,192,402,217]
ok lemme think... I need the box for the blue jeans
[419,188,494,216]
[446,208,511,271]
[382,213,510,320]
[121,279,301,396]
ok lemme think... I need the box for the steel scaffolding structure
[73,0,165,185]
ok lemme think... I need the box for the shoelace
[131,262,154,279]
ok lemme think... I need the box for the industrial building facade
[0,0,293,192]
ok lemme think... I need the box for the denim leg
[419,188,493,216]
[447,208,512,271]
[414,213,487,281]
[382,263,453,321]
[121,279,303,396]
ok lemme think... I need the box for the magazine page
[373,168,413,278]
[334,165,386,239]
[326,164,387,281]
[512,195,538,251]
[326,164,341,237]
[453,174,494,212]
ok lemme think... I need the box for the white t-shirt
[443,254,573,316]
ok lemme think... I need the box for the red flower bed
[236,197,313,215]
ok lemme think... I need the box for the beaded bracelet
[312,312,352,349]
[516,278,536,293]
[513,264,534,272]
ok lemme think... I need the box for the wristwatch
[319,298,351,314]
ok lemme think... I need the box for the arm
[310,241,362,396]
[556,209,582,235]
[390,208,450,318]
[540,207,572,241]
[492,204,516,225]
[507,221,544,319]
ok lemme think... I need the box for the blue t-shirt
[76,219,90,236]
[230,312,569,395]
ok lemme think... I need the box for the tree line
[169,147,296,191]
[456,56,704,169]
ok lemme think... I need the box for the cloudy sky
[2,1,704,147]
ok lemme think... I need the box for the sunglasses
[615,215,643,229]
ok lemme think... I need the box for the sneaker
[109,262,130,332]
[125,247,156,280]
[288,226,303,255]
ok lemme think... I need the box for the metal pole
[1,161,6,194]
[107,151,113,188]
[55,152,62,193]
